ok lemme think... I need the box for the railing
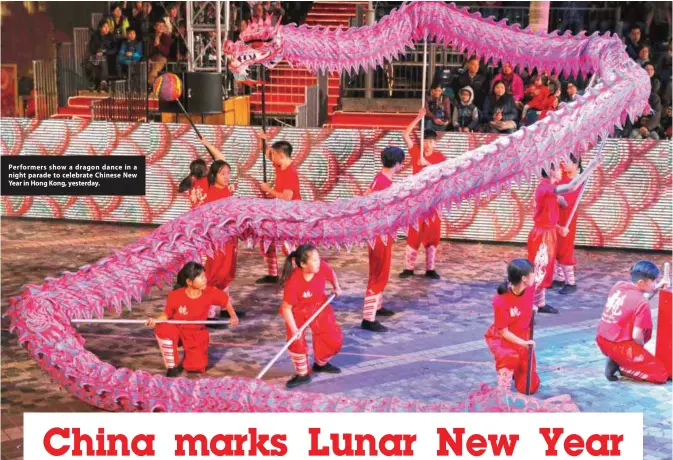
[91,62,149,122]
[56,43,90,107]
[33,60,58,119]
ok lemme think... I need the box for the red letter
[270,434,288,456]
[72,428,94,456]
[466,434,486,456]
[539,428,564,456]
[308,428,330,456]
[564,434,584,457]
[437,428,464,456]
[132,434,156,456]
[609,435,623,455]
[489,434,519,456]
[44,428,70,456]
[174,434,209,456]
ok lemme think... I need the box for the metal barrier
[56,43,89,107]
[73,27,91,79]
[33,60,58,119]
[91,63,149,122]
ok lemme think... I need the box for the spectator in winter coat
[454,58,489,110]
[491,63,524,107]
[483,81,518,134]
[452,86,479,132]
[86,20,118,91]
[425,83,451,131]
[117,28,143,77]
[625,25,643,61]
[630,91,662,139]
[106,3,130,44]
[148,20,172,84]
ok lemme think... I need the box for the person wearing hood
[452,86,479,132]
[596,260,669,384]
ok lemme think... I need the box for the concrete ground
[1,219,671,459]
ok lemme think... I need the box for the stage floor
[1,219,671,459]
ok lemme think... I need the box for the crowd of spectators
[86,1,191,91]
[425,22,671,139]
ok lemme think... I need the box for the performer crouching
[596,260,669,384]
[279,244,343,389]
[146,262,239,377]
[527,157,598,314]
[485,259,539,394]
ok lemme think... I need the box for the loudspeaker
[184,72,223,114]
[158,72,223,114]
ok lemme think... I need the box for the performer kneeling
[527,158,598,314]
[146,262,239,377]
[279,244,343,389]
[596,260,669,384]
[485,259,539,394]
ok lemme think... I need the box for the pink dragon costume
[6,2,650,412]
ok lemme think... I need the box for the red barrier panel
[656,289,672,379]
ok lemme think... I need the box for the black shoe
[399,269,414,279]
[286,374,311,389]
[220,310,246,319]
[206,318,227,329]
[361,319,388,332]
[537,304,559,314]
[255,275,279,284]
[605,358,620,382]
[425,270,440,279]
[559,284,577,295]
[166,367,181,378]
[312,362,342,374]
[376,307,396,317]
[100,80,108,92]
[551,280,565,289]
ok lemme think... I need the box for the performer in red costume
[279,244,343,389]
[361,146,406,332]
[257,138,302,284]
[179,159,209,208]
[400,108,446,280]
[552,153,582,295]
[597,260,669,384]
[485,259,539,394]
[180,138,244,324]
[527,157,598,314]
[147,262,239,377]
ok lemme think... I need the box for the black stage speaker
[158,72,223,114]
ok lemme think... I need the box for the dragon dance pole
[261,65,268,183]
[71,319,230,325]
[256,294,336,380]
[420,38,428,158]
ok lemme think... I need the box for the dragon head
[224,21,283,79]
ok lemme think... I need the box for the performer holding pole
[146,262,239,377]
[361,147,406,332]
[256,134,302,284]
[527,151,602,314]
[400,108,446,280]
[276,244,343,389]
[597,261,670,383]
[485,259,539,394]
[178,138,244,322]
[552,153,584,295]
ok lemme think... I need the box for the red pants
[205,238,238,290]
[527,227,557,289]
[155,324,209,373]
[366,237,392,295]
[556,220,577,265]
[486,335,540,394]
[596,335,669,384]
[287,303,343,375]
[407,212,441,249]
[259,241,292,277]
